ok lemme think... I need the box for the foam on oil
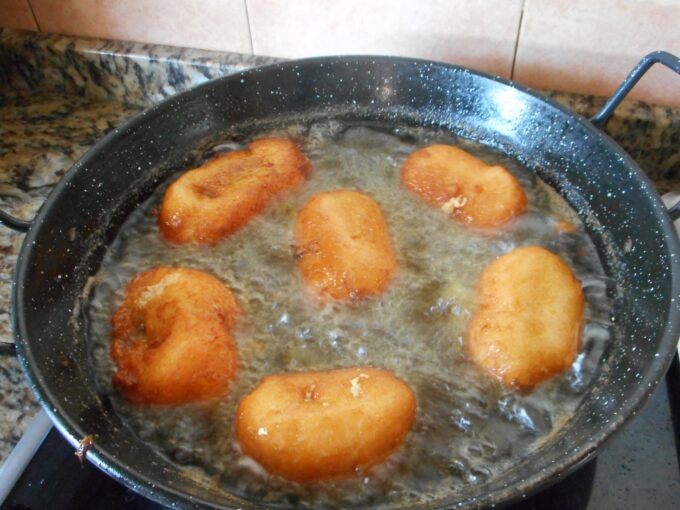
[85,121,612,508]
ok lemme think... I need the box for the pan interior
[82,118,611,508]
[14,58,680,510]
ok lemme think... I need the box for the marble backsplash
[0,28,277,107]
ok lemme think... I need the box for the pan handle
[0,210,31,233]
[591,51,680,128]
[663,193,680,221]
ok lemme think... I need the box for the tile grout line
[25,0,41,32]
[243,0,255,56]
[510,0,526,80]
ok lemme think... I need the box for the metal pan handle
[0,210,31,233]
[591,51,680,128]
[666,194,680,221]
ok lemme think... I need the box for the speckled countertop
[0,28,679,466]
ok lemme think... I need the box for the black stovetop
[4,359,680,510]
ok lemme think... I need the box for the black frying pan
[4,52,680,509]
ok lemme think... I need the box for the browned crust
[235,367,416,482]
[159,137,311,244]
[295,190,398,301]
[111,267,240,405]
[401,144,527,229]
[467,246,584,390]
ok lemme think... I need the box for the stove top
[2,359,679,510]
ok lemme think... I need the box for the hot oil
[85,121,613,508]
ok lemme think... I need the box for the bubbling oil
[85,121,613,508]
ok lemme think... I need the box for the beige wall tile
[29,0,252,53]
[246,0,523,78]
[514,0,680,106]
[0,0,38,31]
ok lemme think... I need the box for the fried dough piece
[467,246,584,390]
[111,267,240,405]
[235,367,416,482]
[401,144,527,228]
[160,138,311,244]
[295,190,398,300]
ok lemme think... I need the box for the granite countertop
[0,28,679,465]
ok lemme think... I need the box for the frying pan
[4,51,680,509]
